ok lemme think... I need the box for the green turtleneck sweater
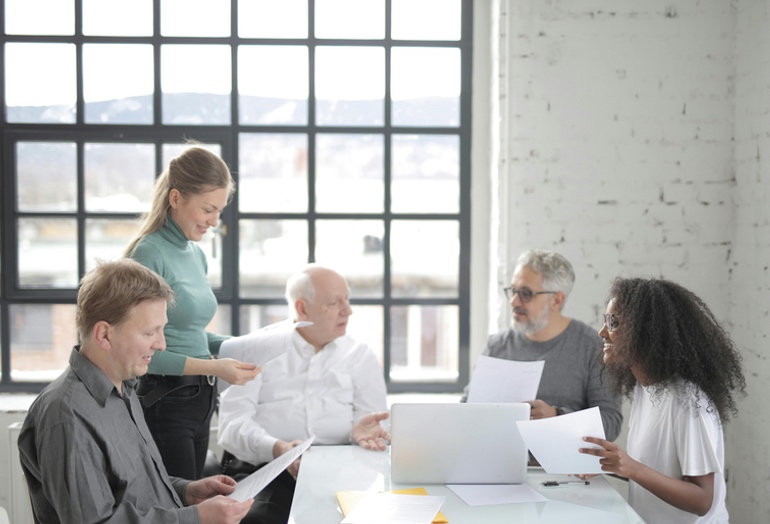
[129,218,227,375]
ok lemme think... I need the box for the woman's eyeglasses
[602,314,620,332]
[502,287,556,303]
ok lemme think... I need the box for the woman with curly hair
[580,277,745,523]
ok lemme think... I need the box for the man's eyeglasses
[502,287,556,303]
[602,314,620,332]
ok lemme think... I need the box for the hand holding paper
[218,319,311,391]
[228,435,315,502]
[515,406,606,474]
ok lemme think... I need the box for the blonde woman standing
[125,145,260,479]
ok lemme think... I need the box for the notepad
[336,487,448,523]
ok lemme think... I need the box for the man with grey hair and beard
[465,249,622,442]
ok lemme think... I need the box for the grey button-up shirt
[18,347,200,523]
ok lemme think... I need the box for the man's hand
[527,399,558,420]
[187,476,253,524]
[196,496,253,524]
[184,475,237,505]
[273,439,303,479]
[351,411,391,451]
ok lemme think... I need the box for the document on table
[228,435,315,502]
[466,356,544,403]
[336,488,448,523]
[341,493,446,524]
[218,319,311,391]
[515,406,606,474]
[446,484,547,506]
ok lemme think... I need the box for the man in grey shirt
[465,249,622,442]
[18,259,254,524]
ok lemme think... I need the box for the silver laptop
[390,402,530,484]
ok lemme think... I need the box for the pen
[540,480,590,487]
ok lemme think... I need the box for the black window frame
[0,0,473,394]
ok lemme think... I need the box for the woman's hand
[214,358,261,385]
[579,437,640,479]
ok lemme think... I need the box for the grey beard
[512,314,550,335]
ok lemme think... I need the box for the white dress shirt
[218,331,387,465]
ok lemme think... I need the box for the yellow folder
[336,487,448,523]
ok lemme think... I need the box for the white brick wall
[483,0,769,521]
[730,1,770,522]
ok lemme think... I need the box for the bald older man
[218,264,389,524]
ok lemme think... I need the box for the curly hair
[603,277,746,422]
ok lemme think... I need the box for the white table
[288,445,645,523]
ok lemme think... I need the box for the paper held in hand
[515,406,606,474]
[217,319,312,391]
[466,356,544,403]
[228,435,315,502]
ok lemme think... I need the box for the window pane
[391,220,458,298]
[240,219,308,298]
[5,0,74,35]
[239,46,308,125]
[390,305,458,382]
[239,134,308,213]
[316,47,384,126]
[316,220,384,298]
[17,142,77,212]
[238,0,307,38]
[391,47,460,127]
[315,0,384,39]
[346,305,384,368]
[5,43,76,124]
[84,44,154,124]
[239,304,290,333]
[392,0,462,41]
[83,0,153,36]
[392,134,459,213]
[202,231,224,289]
[316,134,383,213]
[85,143,155,212]
[161,0,230,37]
[86,219,140,273]
[10,304,77,382]
[18,218,78,288]
[161,45,232,125]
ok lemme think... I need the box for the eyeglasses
[502,287,556,303]
[602,314,620,332]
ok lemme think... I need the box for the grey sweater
[469,319,622,441]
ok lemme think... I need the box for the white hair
[284,268,316,319]
[515,249,576,299]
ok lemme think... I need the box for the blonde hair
[124,145,235,256]
[77,259,175,340]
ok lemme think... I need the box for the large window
[1,0,472,393]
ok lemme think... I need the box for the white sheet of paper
[218,320,311,391]
[446,484,548,506]
[341,493,446,524]
[228,435,315,502]
[466,356,545,403]
[515,406,606,474]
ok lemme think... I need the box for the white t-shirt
[627,381,728,524]
[218,331,387,465]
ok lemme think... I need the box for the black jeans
[137,374,217,480]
